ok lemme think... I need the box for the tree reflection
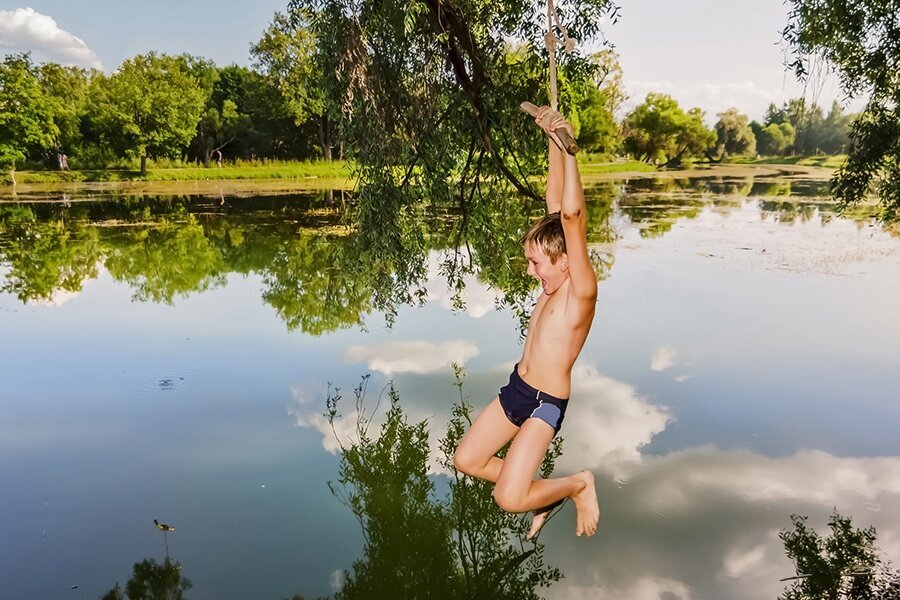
[0,191,616,334]
[321,370,562,599]
[9,176,883,332]
[101,557,191,600]
[779,511,900,600]
[0,205,101,302]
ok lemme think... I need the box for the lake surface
[2,175,899,600]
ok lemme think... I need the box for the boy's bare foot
[526,498,566,539]
[572,470,599,537]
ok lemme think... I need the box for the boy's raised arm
[559,151,597,302]
[546,138,564,214]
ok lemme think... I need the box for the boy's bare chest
[527,293,567,339]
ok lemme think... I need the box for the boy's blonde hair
[521,212,566,263]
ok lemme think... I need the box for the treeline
[0,11,857,181]
[617,94,855,167]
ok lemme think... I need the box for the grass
[733,154,847,169]
[577,159,657,175]
[8,159,352,184]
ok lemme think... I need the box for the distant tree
[784,0,900,218]
[36,62,91,162]
[251,9,333,159]
[210,64,303,159]
[576,50,625,155]
[779,511,900,600]
[758,123,790,155]
[90,52,205,175]
[622,93,715,166]
[0,53,58,183]
[819,101,853,155]
[714,107,756,158]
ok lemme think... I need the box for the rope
[544,0,576,112]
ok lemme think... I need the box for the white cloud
[423,250,502,318]
[551,447,900,600]
[554,363,672,476]
[650,346,677,371]
[0,8,102,69]
[559,576,696,600]
[624,80,780,123]
[343,340,479,375]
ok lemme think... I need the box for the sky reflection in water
[1,177,899,600]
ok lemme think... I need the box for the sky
[0,0,862,121]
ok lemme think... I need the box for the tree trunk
[320,114,333,161]
[140,155,147,176]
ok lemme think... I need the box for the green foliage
[0,205,101,302]
[101,558,191,600]
[779,511,900,600]
[103,215,228,303]
[714,107,756,158]
[36,62,91,156]
[622,93,716,166]
[89,53,206,174]
[783,0,900,218]
[252,9,334,160]
[757,122,793,156]
[0,53,58,178]
[323,371,562,599]
[291,0,618,311]
[572,50,625,156]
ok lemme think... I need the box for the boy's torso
[517,280,594,398]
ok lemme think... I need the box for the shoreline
[0,163,834,202]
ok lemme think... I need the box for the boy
[453,107,600,538]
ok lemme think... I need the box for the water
[1,175,898,599]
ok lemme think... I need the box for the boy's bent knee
[493,487,526,513]
[453,448,477,476]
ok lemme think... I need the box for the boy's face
[524,242,568,295]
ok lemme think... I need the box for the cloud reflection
[343,340,479,375]
[290,365,900,599]
[650,346,677,371]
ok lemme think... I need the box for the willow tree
[290,0,617,319]
[784,0,900,220]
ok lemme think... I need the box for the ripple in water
[132,372,199,393]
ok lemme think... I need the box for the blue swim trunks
[498,364,569,435]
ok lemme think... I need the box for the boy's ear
[561,252,569,271]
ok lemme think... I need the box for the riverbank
[1,161,836,202]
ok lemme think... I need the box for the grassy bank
[3,155,835,190]
[7,159,352,184]
[734,154,847,169]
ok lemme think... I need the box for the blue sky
[0,1,859,121]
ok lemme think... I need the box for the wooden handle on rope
[520,101,580,155]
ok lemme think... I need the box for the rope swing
[519,0,580,155]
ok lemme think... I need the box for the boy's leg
[494,419,599,536]
[453,397,519,482]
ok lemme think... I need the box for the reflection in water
[101,557,191,600]
[0,187,620,334]
[779,512,900,599]
[0,176,889,334]
[320,372,562,599]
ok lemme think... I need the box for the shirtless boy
[453,107,600,538]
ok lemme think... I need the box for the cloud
[0,8,102,70]
[623,80,779,123]
[546,363,673,476]
[550,447,900,600]
[650,346,677,371]
[560,576,697,600]
[343,340,479,375]
[423,250,502,318]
